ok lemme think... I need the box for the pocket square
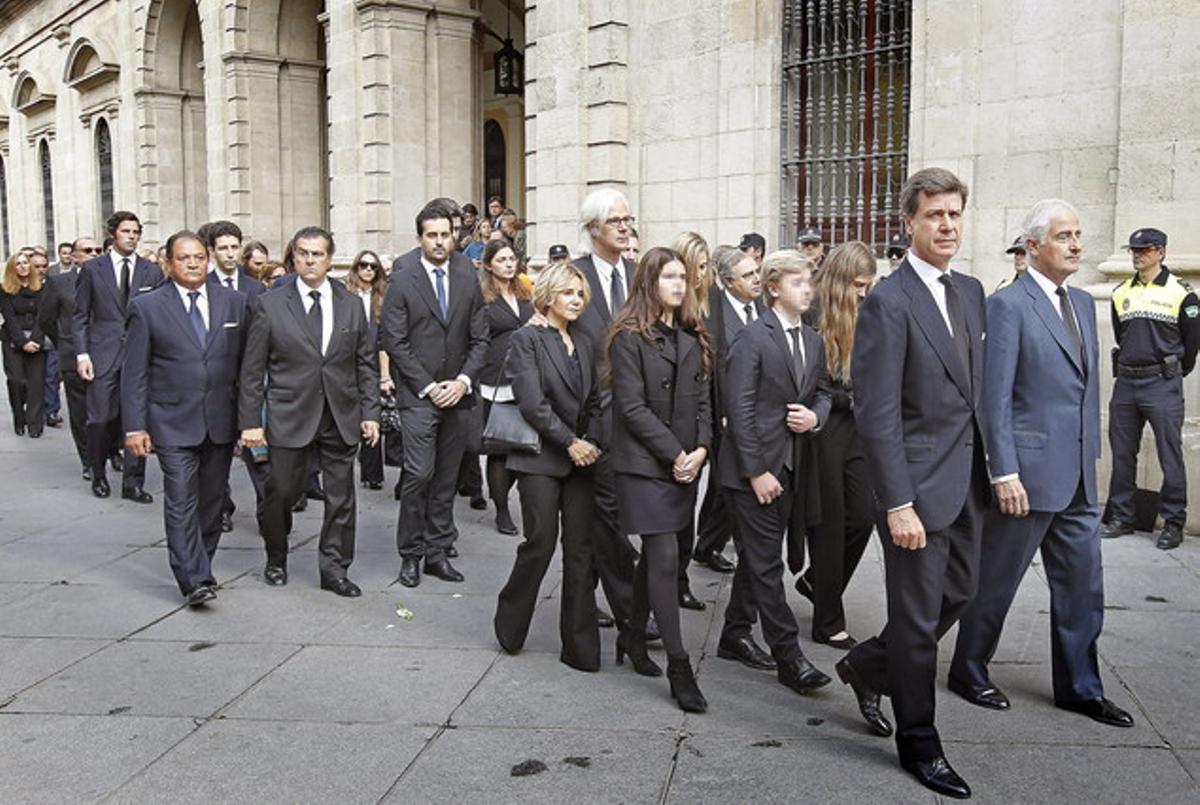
[222,321,239,328]
[137,286,154,292]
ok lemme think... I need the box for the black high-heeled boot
[615,627,662,677]
[667,654,707,713]
[494,505,518,536]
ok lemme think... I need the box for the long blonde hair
[2,253,41,294]
[672,231,713,317]
[815,241,876,382]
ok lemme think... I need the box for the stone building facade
[1,0,1198,527]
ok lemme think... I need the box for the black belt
[1117,362,1170,379]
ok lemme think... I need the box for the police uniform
[1105,228,1200,548]
[994,236,1026,293]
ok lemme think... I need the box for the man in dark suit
[717,250,832,690]
[40,236,105,477]
[836,168,988,799]
[567,187,642,631]
[239,226,380,596]
[383,200,487,588]
[693,248,765,573]
[123,231,248,606]
[950,200,1133,729]
[74,211,163,501]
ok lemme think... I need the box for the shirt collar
[110,250,134,271]
[725,288,754,315]
[1025,262,1064,301]
[211,266,238,283]
[174,281,207,300]
[774,307,803,330]
[420,256,450,275]
[907,250,951,287]
[591,252,618,278]
[297,278,331,299]
[1133,266,1169,287]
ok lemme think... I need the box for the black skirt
[615,472,696,536]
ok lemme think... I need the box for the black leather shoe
[13,423,25,436]
[91,478,111,499]
[697,550,735,573]
[186,585,216,607]
[445,545,459,558]
[717,635,776,670]
[425,557,464,582]
[679,590,706,611]
[948,676,1011,710]
[82,465,93,481]
[495,509,519,536]
[814,632,858,650]
[321,577,362,597]
[109,452,124,473]
[778,656,831,694]
[292,496,308,513]
[469,495,487,510]
[398,556,421,588]
[1099,520,1134,539]
[1157,523,1183,550]
[835,656,893,736]
[122,487,154,504]
[27,427,42,438]
[306,488,326,501]
[363,480,383,490]
[794,574,814,603]
[1056,697,1134,727]
[901,755,971,799]
[263,565,288,586]
[46,414,62,427]
[220,512,233,533]
[596,608,615,629]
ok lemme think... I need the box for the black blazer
[0,286,46,351]
[505,325,603,478]
[73,253,163,376]
[705,284,766,425]
[380,250,488,409]
[38,268,80,365]
[206,267,265,303]
[851,259,988,533]
[609,325,713,480]
[238,280,380,449]
[569,254,635,358]
[481,295,534,387]
[717,308,833,491]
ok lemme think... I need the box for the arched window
[96,119,114,222]
[0,155,10,256]
[39,140,55,249]
[484,120,506,205]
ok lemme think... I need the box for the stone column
[222,52,284,241]
[429,8,479,206]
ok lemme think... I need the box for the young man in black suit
[837,168,988,799]
[73,211,163,501]
[383,201,488,588]
[717,249,832,694]
[239,226,380,596]
[122,231,248,605]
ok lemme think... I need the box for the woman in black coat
[494,262,604,671]
[344,250,389,489]
[477,240,534,534]
[0,252,48,437]
[607,247,713,713]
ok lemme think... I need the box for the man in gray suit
[239,226,380,597]
[949,199,1134,729]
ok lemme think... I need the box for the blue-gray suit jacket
[983,269,1101,511]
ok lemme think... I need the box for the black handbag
[481,338,541,455]
[379,390,401,433]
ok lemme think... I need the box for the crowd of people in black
[3,167,1193,799]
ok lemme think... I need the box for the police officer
[995,236,1027,292]
[796,226,825,267]
[1100,228,1200,550]
[885,232,909,270]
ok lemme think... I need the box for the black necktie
[938,274,971,379]
[225,276,235,289]
[1056,286,1084,369]
[610,268,625,315]
[787,326,806,382]
[744,303,755,322]
[120,257,131,307]
[307,290,323,353]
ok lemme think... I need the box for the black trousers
[85,368,145,491]
[589,453,638,625]
[60,367,89,466]
[157,440,233,595]
[842,481,984,764]
[495,471,600,669]
[2,342,46,430]
[396,405,466,561]
[1107,374,1187,527]
[262,406,358,582]
[43,348,60,416]
[722,480,804,663]
[805,410,874,640]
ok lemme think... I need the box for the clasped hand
[429,379,467,408]
[786,403,817,433]
[567,438,600,467]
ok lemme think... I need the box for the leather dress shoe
[948,676,1011,710]
[901,755,971,799]
[717,635,776,671]
[306,488,326,501]
[1099,520,1134,539]
[82,465,93,481]
[424,557,464,582]
[1157,523,1183,550]
[122,487,154,504]
[220,512,233,533]
[92,478,111,498]
[778,656,831,694]
[835,656,893,736]
[321,577,362,597]
[1056,696,1134,727]
[794,574,814,603]
[596,608,615,629]
[814,632,858,650]
[46,413,62,427]
[263,565,288,586]
[679,590,706,611]
[363,480,383,490]
[186,585,217,607]
[109,452,124,473]
[13,423,25,436]
[398,556,421,588]
[469,494,488,510]
[696,550,735,573]
[27,427,42,438]
[445,545,459,558]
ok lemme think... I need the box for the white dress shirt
[416,256,472,398]
[591,253,626,315]
[907,250,955,336]
[726,289,756,326]
[175,281,209,330]
[357,289,373,321]
[298,279,333,355]
[775,308,807,366]
[211,267,239,292]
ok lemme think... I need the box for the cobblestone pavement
[1,416,1198,803]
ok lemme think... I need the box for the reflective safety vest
[1112,273,1191,326]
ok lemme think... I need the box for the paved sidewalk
[1,418,1198,803]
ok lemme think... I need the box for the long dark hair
[479,239,530,304]
[346,249,387,321]
[605,246,713,380]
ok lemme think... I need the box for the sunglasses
[79,247,103,255]
[358,262,379,270]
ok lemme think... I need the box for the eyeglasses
[604,216,636,229]
[358,262,379,270]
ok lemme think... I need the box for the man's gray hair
[1022,199,1079,245]
[577,187,630,256]
[716,245,753,282]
